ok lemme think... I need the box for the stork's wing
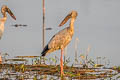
[41,27,73,56]
[48,27,72,52]
[41,28,69,56]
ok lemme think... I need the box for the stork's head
[59,11,78,27]
[1,5,16,20]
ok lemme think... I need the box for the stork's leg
[60,48,64,76]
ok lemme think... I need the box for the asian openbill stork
[41,11,78,76]
[0,5,16,39]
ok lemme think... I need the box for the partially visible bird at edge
[41,11,78,76]
[0,5,16,39]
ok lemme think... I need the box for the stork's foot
[60,72,65,80]
[61,71,64,77]
[60,62,64,77]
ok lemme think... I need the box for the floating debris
[11,24,27,27]
[45,27,52,30]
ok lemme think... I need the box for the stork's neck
[68,18,75,36]
[3,13,7,18]
[69,18,75,30]
[0,17,7,32]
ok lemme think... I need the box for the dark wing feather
[41,45,49,56]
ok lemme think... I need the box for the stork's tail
[41,45,49,56]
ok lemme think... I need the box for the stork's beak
[59,13,71,27]
[7,8,16,20]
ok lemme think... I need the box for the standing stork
[0,5,16,39]
[41,11,78,76]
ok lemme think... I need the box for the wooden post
[42,0,46,64]
[42,0,45,49]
